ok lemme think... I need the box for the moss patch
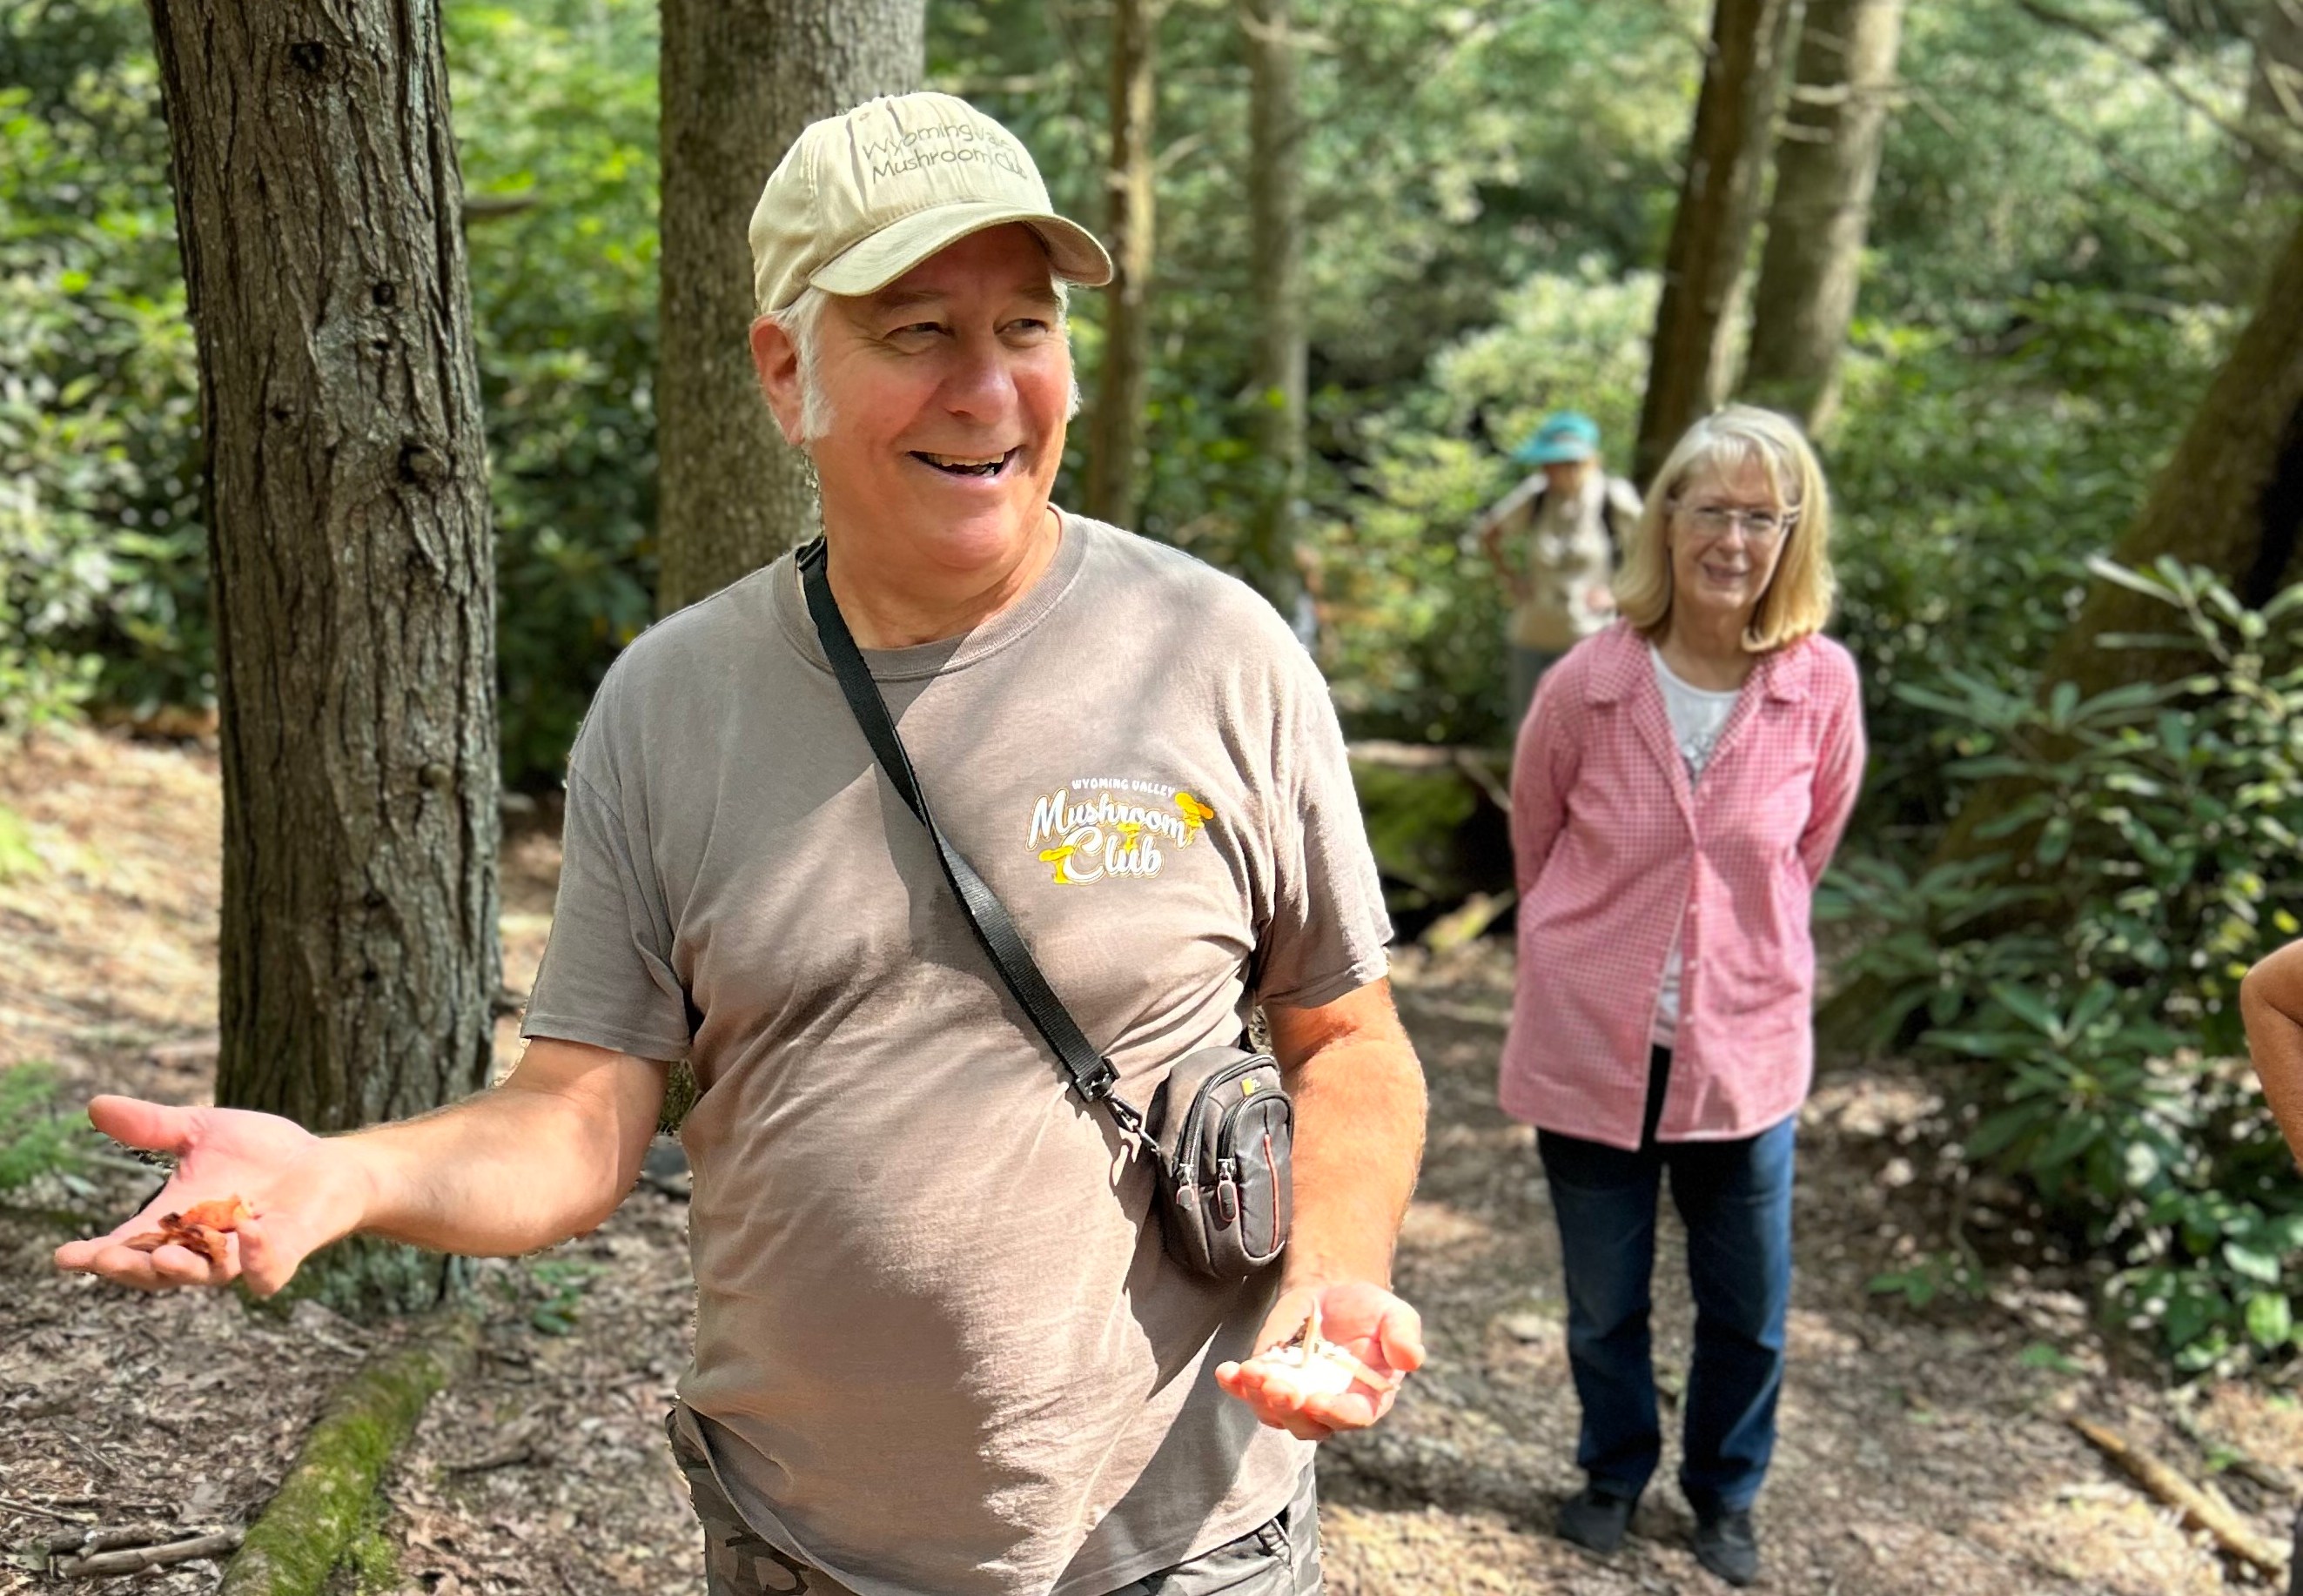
[218,1308,479,1596]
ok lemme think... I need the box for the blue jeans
[1536,1048,1796,1516]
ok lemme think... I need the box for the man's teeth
[916,450,1011,476]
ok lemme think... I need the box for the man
[57,92,1428,1596]
[2239,940,2303,1596]
[1473,410,1643,731]
[2245,939,2303,1165]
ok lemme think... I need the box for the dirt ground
[4,727,2300,1595]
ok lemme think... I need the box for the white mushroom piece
[1240,1302,1405,1403]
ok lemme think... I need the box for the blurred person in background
[1474,410,1642,731]
[1498,406,1865,1587]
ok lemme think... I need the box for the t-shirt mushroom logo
[1027,779,1216,885]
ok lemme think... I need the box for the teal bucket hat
[1513,412,1601,466]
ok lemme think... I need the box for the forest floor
[3,727,2301,1596]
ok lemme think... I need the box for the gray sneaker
[1693,1507,1759,1586]
[1554,1485,1638,1553]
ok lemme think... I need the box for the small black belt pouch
[1148,1045,1293,1277]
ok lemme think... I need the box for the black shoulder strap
[796,539,1144,1140]
[1600,492,1622,565]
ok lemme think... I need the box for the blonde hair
[1613,404,1836,653]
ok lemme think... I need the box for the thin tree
[1635,0,1803,485]
[1239,0,1306,614]
[1742,0,1905,435]
[144,0,499,1313]
[655,0,923,615]
[1084,0,1163,530]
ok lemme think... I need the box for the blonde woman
[1500,406,1866,1586]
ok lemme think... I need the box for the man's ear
[749,315,807,446]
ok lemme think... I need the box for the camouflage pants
[667,1406,1322,1596]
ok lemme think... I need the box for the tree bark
[1635,0,1802,486]
[1932,213,2303,851]
[1083,0,1161,531]
[655,0,923,615]
[144,0,500,1314]
[2246,0,2303,200]
[1742,0,1904,435]
[1239,0,1306,614]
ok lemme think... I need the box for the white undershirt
[1650,647,1742,1048]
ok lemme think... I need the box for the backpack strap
[795,538,1145,1143]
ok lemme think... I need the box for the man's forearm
[2242,942,2303,1165]
[1280,1036,1427,1290]
[343,1058,661,1257]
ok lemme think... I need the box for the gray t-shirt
[523,514,1392,1596]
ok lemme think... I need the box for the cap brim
[811,201,1115,298]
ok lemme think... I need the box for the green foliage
[9,0,2289,785]
[0,0,205,728]
[0,1061,98,1193]
[1827,288,2231,834]
[0,0,659,785]
[448,0,661,788]
[522,1256,603,1335]
[2015,1340,2085,1376]
[1867,1249,1987,1310]
[0,801,41,882]
[1822,562,2303,1369]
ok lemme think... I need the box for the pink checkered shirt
[1500,623,1866,1149]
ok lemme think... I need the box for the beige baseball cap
[747,92,1114,318]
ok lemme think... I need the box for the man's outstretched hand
[1214,1277,1425,1442]
[53,1096,367,1297]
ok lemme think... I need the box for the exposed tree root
[2070,1415,2291,1577]
[217,1306,481,1596]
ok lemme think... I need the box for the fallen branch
[57,1529,243,1578]
[1,1493,96,1523]
[47,1525,182,1556]
[218,1305,481,1596]
[2069,1415,2290,1575]
[1420,890,1516,953]
[442,1441,538,1475]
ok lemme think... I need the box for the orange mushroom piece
[122,1196,253,1265]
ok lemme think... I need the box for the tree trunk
[144,0,499,1315]
[1742,0,1904,435]
[1084,0,1161,531]
[1239,0,1306,614]
[655,0,923,615]
[1635,0,1803,486]
[2246,0,2303,201]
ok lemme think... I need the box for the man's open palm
[1214,1278,1425,1442]
[52,1096,364,1297]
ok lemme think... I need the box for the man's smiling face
[801,224,1074,577]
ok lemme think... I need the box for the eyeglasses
[1677,502,1796,540]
